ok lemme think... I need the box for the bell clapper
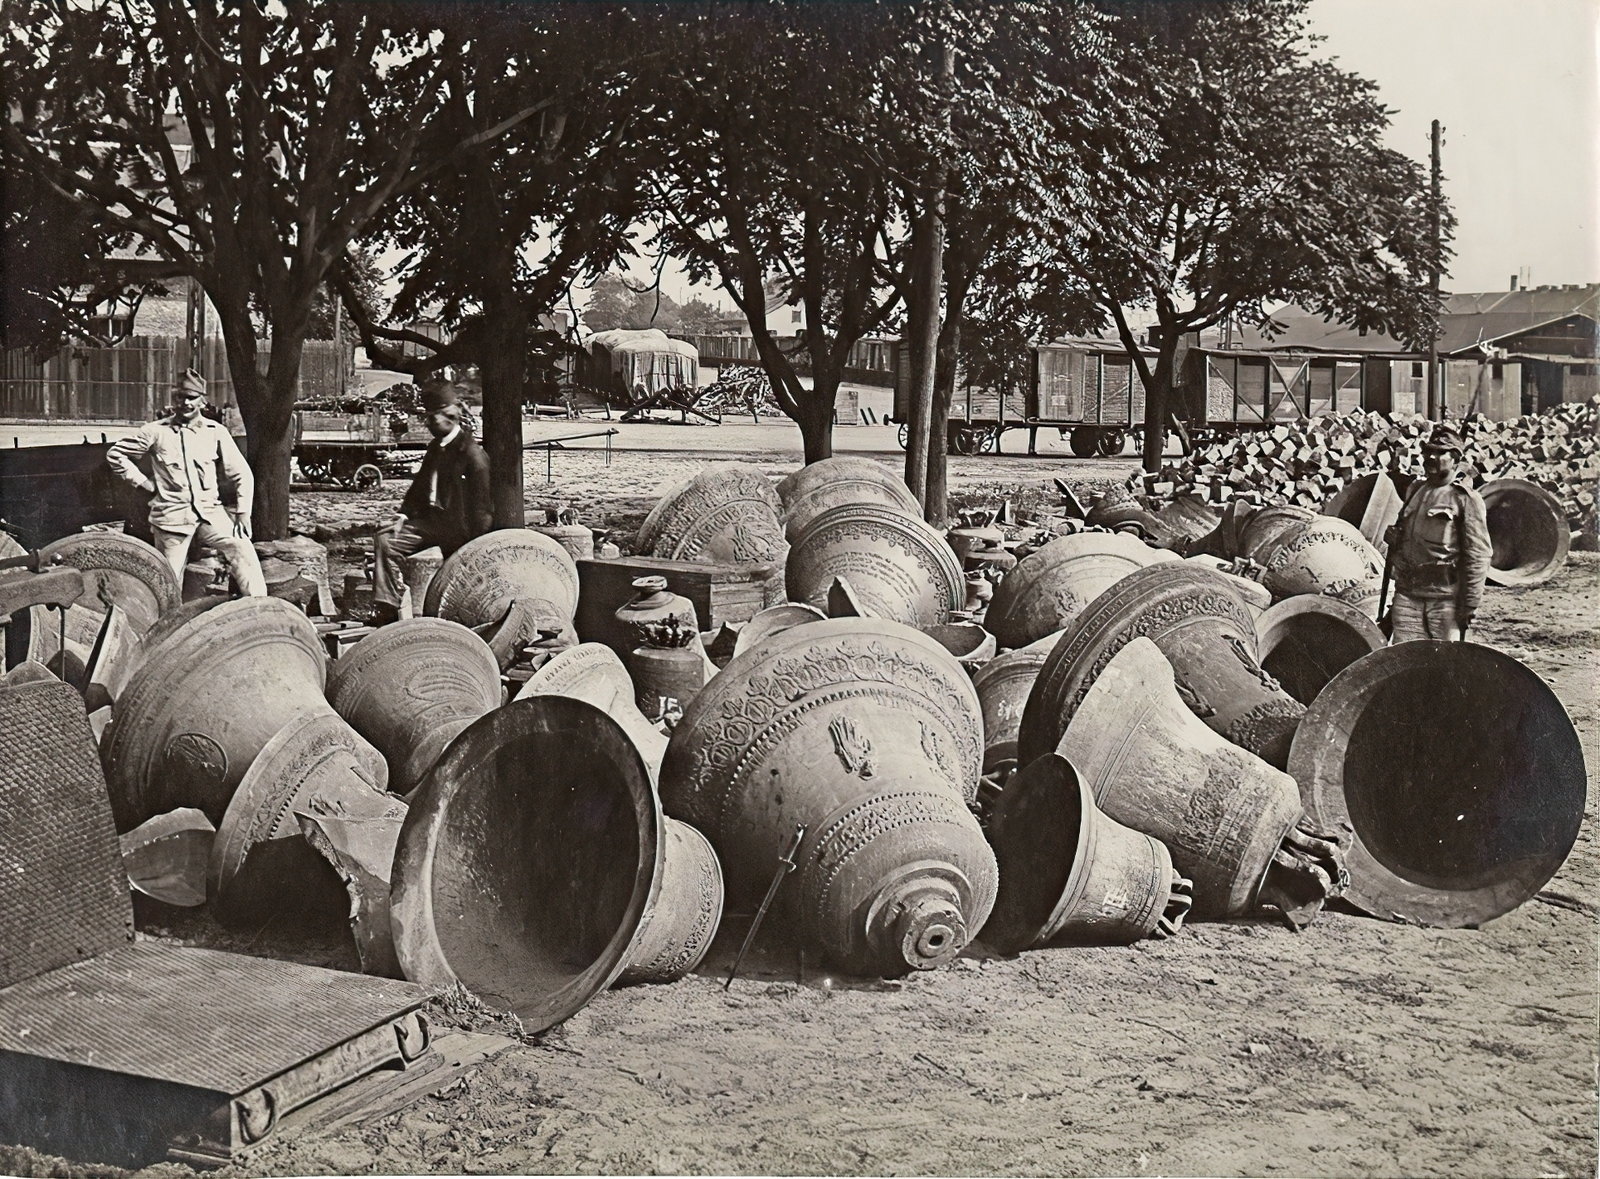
[1257,821,1348,931]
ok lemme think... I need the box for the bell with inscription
[326,618,503,796]
[1060,638,1344,926]
[391,696,724,1033]
[423,528,580,662]
[785,503,964,629]
[636,463,787,565]
[101,597,338,832]
[1017,562,1306,771]
[1255,516,1385,618]
[981,753,1191,950]
[659,617,997,976]
[776,456,920,541]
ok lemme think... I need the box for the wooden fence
[0,337,349,422]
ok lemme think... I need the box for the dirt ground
[5,417,1596,1178]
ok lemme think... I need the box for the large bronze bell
[512,643,668,782]
[636,463,787,565]
[1255,516,1385,618]
[1017,561,1306,770]
[776,456,920,542]
[733,603,827,659]
[1289,641,1586,927]
[659,617,997,976]
[1061,638,1344,924]
[422,528,580,658]
[101,597,334,832]
[389,696,725,1033]
[1238,505,1319,563]
[1322,471,1405,552]
[981,753,1191,951]
[785,503,964,628]
[983,533,1176,650]
[1480,478,1570,587]
[1255,596,1385,706]
[326,618,503,796]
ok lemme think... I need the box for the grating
[0,942,428,1094]
[0,681,133,987]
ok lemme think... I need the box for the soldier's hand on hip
[231,511,252,540]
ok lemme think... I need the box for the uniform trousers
[373,518,450,610]
[1388,591,1463,644]
[152,511,267,597]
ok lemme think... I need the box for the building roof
[1434,284,1598,355]
[1236,307,1411,356]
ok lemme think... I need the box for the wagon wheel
[951,427,982,456]
[1096,428,1128,458]
[1069,427,1099,458]
[352,463,383,491]
[980,427,1001,454]
[297,455,334,483]
[897,421,909,450]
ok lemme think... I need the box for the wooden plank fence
[0,337,348,422]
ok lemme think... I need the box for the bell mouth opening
[1341,658,1579,895]
[1259,606,1382,706]
[1484,485,1566,584]
[423,700,657,1022]
[981,755,1088,953]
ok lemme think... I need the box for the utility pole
[1426,119,1442,421]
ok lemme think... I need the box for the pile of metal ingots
[0,454,1587,1043]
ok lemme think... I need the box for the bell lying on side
[1059,638,1345,928]
[981,753,1191,952]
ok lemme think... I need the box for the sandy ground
[2,417,1595,1179]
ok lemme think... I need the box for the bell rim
[1288,639,1587,927]
[391,695,664,1033]
[982,753,1099,952]
[1479,477,1572,587]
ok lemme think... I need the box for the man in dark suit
[371,383,493,626]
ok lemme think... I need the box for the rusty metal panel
[0,681,133,987]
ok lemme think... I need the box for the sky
[602,0,1600,309]
[1306,0,1599,294]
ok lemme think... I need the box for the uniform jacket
[105,414,253,531]
[400,428,493,555]
[1393,476,1492,616]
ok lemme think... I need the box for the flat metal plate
[0,681,133,987]
[0,943,429,1096]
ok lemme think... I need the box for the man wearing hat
[1384,423,1491,643]
[371,382,492,626]
[106,369,266,597]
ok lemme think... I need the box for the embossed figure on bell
[1017,561,1307,771]
[658,618,998,977]
[1059,638,1345,927]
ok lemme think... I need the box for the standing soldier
[1385,423,1491,643]
[370,383,493,626]
[106,369,266,597]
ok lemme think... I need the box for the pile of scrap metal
[0,454,1586,1167]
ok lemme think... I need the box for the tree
[581,272,742,334]
[645,4,915,464]
[339,5,656,526]
[3,2,543,537]
[308,246,386,344]
[1042,0,1452,472]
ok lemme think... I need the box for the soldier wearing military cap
[106,369,267,597]
[371,381,493,626]
[1384,423,1491,643]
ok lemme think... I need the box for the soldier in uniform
[1385,423,1491,643]
[106,369,266,597]
[370,383,493,626]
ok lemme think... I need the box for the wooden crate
[576,556,785,659]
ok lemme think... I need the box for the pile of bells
[7,453,1585,1042]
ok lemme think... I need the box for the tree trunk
[903,203,944,509]
[925,313,960,529]
[479,299,527,528]
[1139,346,1176,474]
[799,363,839,464]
